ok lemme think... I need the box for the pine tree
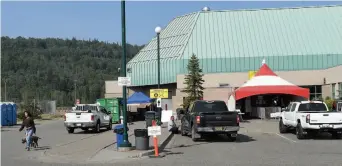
[181,54,205,108]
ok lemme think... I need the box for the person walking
[19,111,36,151]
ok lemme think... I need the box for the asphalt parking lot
[1,119,342,166]
[114,119,342,166]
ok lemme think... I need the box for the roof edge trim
[198,5,342,13]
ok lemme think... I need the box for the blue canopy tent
[127,92,152,105]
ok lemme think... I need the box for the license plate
[215,127,225,131]
[320,124,332,128]
[76,123,82,126]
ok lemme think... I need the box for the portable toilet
[7,104,13,126]
[1,104,8,126]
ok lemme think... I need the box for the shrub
[17,103,42,120]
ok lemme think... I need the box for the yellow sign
[150,89,168,98]
[248,71,257,80]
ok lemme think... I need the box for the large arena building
[106,5,342,111]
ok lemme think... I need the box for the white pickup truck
[64,104,112,134]
[279,101,342,139]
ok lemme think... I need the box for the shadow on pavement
[203,134,256,143]
[285,131,341,140]
[172,142,210,149]
[160,149,184,156]
[34,146,51,151]
[72,129,109,134]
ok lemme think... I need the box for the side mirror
[281,108,286,112]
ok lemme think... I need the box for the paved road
[1,119,113,166]
[113,120,342,166]
[2,120,342,166]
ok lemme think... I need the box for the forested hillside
[1,36,143,106]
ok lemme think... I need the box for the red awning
[234,63,310,101]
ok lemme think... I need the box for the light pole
[155,26,161,89]
[74,80,77,104]
[120,0,132,149]
[4,79,7,101]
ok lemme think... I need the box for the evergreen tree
[181,54,205,108]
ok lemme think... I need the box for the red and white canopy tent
[229,63,310,102]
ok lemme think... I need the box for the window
[286,103,293,112]
[298,103,328,112]
[193,101,228,112]
[290,103,297,112]
[332,83,336,99]
[300,85,322,100]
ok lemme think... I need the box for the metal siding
[128,6,342,86]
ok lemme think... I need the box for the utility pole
[119,0,132,150]
[4,79,7,101]
[74,80,77,104]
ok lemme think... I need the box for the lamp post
[74,80,77,103]
[119,0,132,150]
[4,79,7,101]
[155,26,161,89]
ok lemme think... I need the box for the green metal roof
[127,5,342,86]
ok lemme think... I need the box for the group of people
[19,111,36,151]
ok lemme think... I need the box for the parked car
[64,104,112,134]
[279,101,342,139]
[179,100,240,141]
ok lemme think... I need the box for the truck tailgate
[65,112,93,123]
[309,112,342,124]
[199,112,238,127]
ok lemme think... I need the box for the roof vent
[202,7,210,11]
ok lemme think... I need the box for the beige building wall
[174,65,342,109]
[105,65,341,111]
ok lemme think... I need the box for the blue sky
[1,1,341,45]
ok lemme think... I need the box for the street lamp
[119,0,132,150]
[155,26,161,89]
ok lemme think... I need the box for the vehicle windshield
[75,105,97,111]
[298,103,328,112]
[193,101,228,112]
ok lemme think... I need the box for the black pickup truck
[179,100,240,141]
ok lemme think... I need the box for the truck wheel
[228,136,237,142]
[331,132,342,139]
[94,121,101,133]
[107,120,112,130]
[279,119,287,133]
[296,123,305,139]
[191,125,199,142]
[180,123,186,136]
[81,128,89,131]
[67,128,74,134]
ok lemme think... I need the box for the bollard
[152,120,159,157]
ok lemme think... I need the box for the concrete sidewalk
[40,121,175,164]
[89,121,176,163]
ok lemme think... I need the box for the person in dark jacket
[19,111,36,151]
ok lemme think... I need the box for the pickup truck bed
[280,101,342,139]
[196,111,239,133]
[180,100,240,142]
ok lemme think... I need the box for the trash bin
[113,124,129,149]
[145,111,156,128]
[134,129,149,150]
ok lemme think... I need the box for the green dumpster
[97,98,122,124]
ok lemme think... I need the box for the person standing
[19,111,36,151]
